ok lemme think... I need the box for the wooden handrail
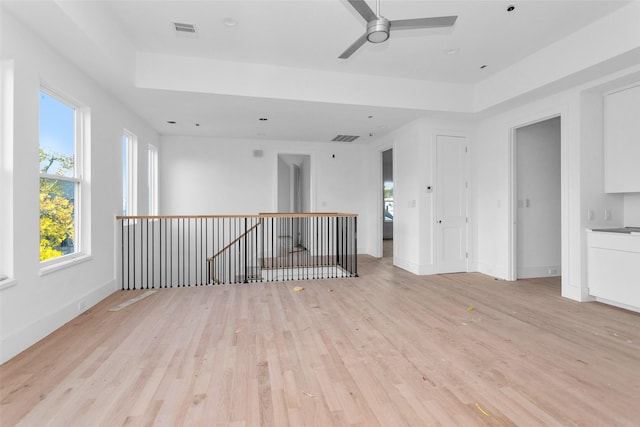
[207,219,263,261]
[116,214,262,220]
[258,212,358,218]
[117,212,358,220]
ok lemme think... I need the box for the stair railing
[116,213,357,290]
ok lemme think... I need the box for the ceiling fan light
[367,30,389,43]
[367,17,390,43]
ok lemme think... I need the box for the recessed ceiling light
[507,5,515,12]
[480,65,488,69]
[368,115,373,119]
[223,17,238,27]
[444,48,460,55]
[259,117,268,121]
[167,120,176,124]
[195,123,200,127]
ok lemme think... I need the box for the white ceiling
[2,0,631,142]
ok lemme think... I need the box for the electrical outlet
[587,209,595,221]
[78,300,87,312]
[604,209,612,221]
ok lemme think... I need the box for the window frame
[0,59,15,287]
[122,130,138,216]
[147,143,158,216]
[39,87,87,267]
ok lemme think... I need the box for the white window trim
[1,59,14,283]
[148,143,158,216]
[123,130,138,216]
[40,253,93,276]
[39,86,88,268]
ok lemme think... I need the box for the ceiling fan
[339,0,458,59]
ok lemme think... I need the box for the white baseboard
[593,296,640,314]
[0,279,116,364]
[393,256,420,275]
[517,265,561,279]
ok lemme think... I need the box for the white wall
[473,65,640,301]
[365,118,473,273]
[0,11,159,363]
[159,136,368,250]
[625,194,640,225]
[516,117,561,278]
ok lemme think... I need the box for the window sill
[40,253,93,276]
[0,278,17,291]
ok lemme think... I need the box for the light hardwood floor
[2,255,639,426]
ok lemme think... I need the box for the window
[384,181,393,222]
[147,144,158,215]
[1,60,14,282]
[39,89,84,262]
[122,131,137,216]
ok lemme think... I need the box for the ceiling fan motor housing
[367,17,390,43]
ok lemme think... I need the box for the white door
[436,135,468,273]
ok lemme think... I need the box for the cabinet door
[604,84,640,193]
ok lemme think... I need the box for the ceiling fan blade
[339,33,368,59]
[347,0,377,22]
[390,16,457,31]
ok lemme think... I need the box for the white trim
[375,144,394,259]
[39,253,93,276]
[39,87,86,263]
[1,59,14,282]
[0,278,115,364]
[275,151,316,213]
[508,112,563,282]
[0,278,17,291]
[434,133,470,274]
[147,143,158,215]
[122,130,138,216]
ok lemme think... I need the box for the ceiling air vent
[331,135,360,142]
[174,22,197,34]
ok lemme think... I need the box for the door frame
[435,134,469,274]
[275,152,315,213]
[508,113,562,281]
[375,145,394,258]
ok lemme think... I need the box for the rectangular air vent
[174,22,196,33]
[331,135,360,142]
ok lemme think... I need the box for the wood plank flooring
[2,254,639,426]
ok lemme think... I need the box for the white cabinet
[604,83,640,193]
[587,230,640,312]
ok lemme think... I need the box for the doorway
[277,154,310,213]
[277,154,311,251]
[513,116,561,279]
[382,148,393,258]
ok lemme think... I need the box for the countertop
[589,227,640,234]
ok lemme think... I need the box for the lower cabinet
[587,230,640,313]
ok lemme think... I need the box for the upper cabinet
[604,83,640,193]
